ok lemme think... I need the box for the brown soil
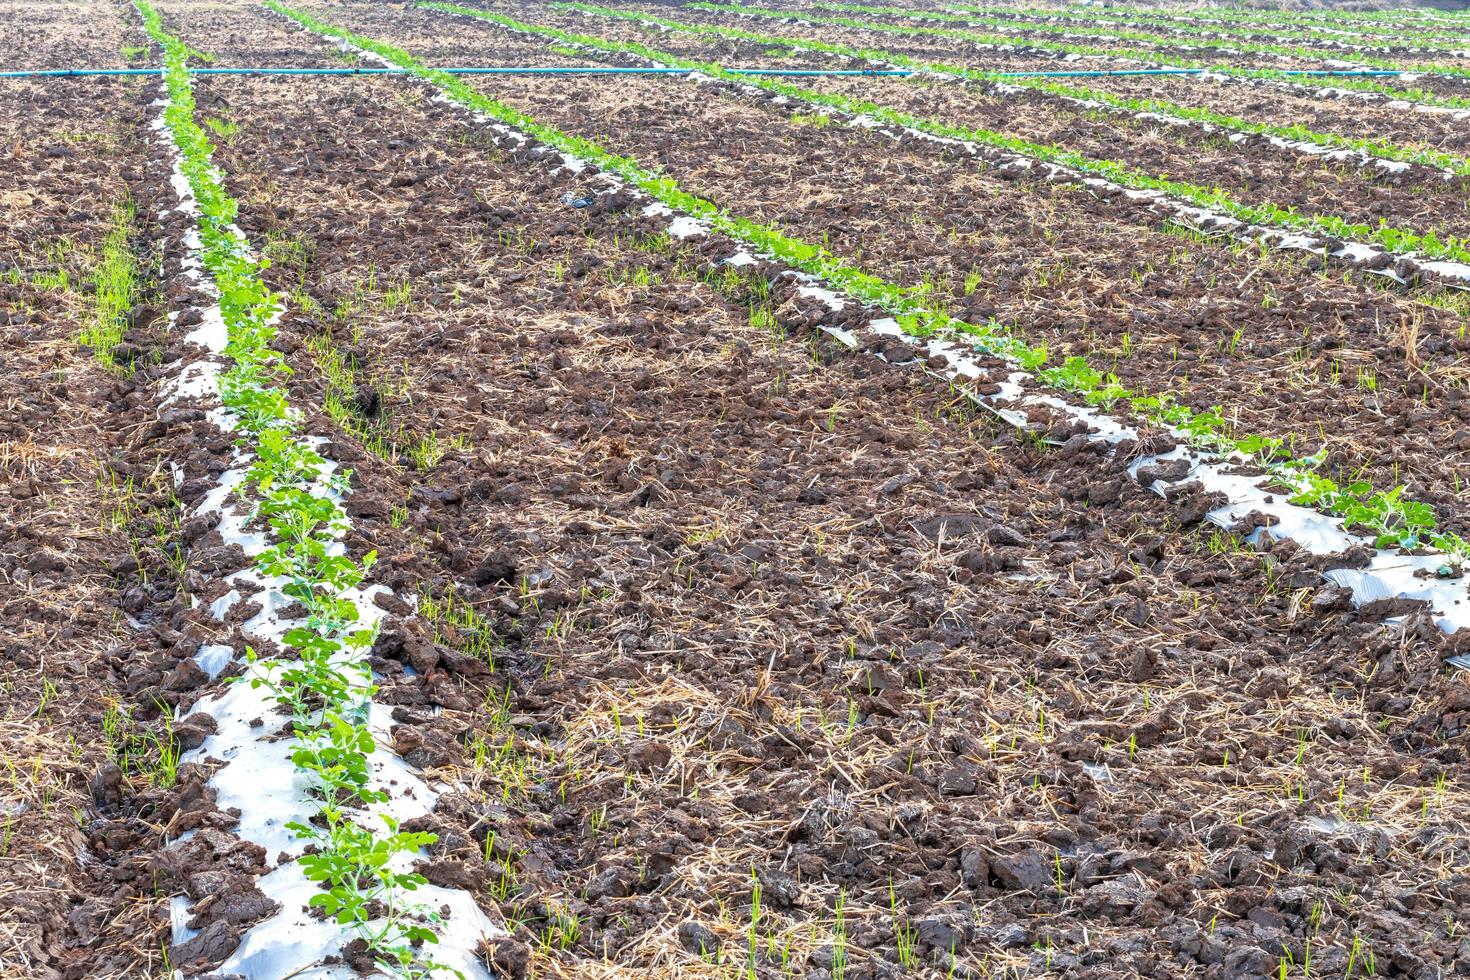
[0,0,135,69]
[659,3,1470,100]
[12,0,1470,977]
[491,4,1470,241]
[1080,72,1470,157]
[807,4,1470,70]
[478,3,1470,162]
[943,8,1464,49]
[810,75,1470,242]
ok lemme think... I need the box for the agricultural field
[6,0,1470,978]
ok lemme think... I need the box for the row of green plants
[559,4,1470,180]
[557,2,1470,266]
[296,0,1466,561]
[688,2,1470,112]
[136,3,450,976]
[813,0,1470,73]
[951,3,1470,51]
[1246,68,1470,115]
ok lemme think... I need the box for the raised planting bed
[799,0,1470,71]
[535,3,1470,240]
[934,4,1470,52]
[551,0,1470,176]
[1071,70,1470,154]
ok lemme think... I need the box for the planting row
[552,1,1470,167]
[453,0,1470,296]
[94,2,1470,977]
[940,4,1470,51]
[1067,71,1470,159]
[287,0,1470,628]
[9,0,1470,975]
[133,0,514,975]
[918,0,1470,33]
[545,1,1470,162]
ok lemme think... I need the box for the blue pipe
[732,68,912,76]
[0,68,161,77]
[0,65,912,78]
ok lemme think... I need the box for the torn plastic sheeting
[206,589,241,621]
[798,284,847,311]
[193,643,235,680]
[1326,560,1470,634]
[217,862,497,980]
[160,358,225,406]
[185,676,443,858]
[666,215,706,238]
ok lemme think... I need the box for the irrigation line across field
[0,65,916,78]
[553,3,1470,181]
[268,0,1470,597]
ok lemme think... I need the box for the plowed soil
[10,1,1470,978]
